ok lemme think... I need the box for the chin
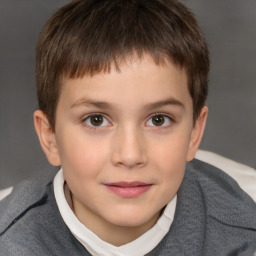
[106,208,159,228]
[112,218,146,227]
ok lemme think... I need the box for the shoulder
[185,159,256,220]
[0,171,55,233]
[184,159,256,253]
[148,159,256,255]
[0,171,55,255]
[0,170,88,256]
[195,149,256,201]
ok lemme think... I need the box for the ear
[186,106,208,161]
[34,110,61,166]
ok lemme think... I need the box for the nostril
[110,129,147,168]
[111,150,147,168]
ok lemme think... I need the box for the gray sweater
[0,159,256,256]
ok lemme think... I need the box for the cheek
[151,130,191,167]
[156,150,186,204]
[159,150,186,189]
[149,132,190,192]
[57,131,110,178]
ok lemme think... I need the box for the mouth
[104,182,152,198]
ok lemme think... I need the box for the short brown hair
[36,0,209,129]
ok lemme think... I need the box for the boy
[0,0,255,255]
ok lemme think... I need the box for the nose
[111,126,147,169]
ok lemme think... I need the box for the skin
[34,54,208,246]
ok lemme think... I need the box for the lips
[104,182,152,198]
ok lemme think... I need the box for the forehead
[59,54,191,111]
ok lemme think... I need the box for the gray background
[0,0,255,189]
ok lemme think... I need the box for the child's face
[35,54,207,244]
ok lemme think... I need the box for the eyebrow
[144,98,185,111]
[71,99,113,109]
[70,97,184,110]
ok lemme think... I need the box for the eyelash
[82,113,111,130]
[82,113,174,130]
[145,113,174,128]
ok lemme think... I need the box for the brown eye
[146,114,172,127]
[90,115,103,126]
[152,115,165,126]
[85,114,110,127]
